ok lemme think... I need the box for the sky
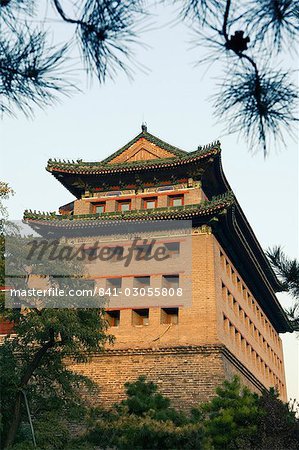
[1,3,298,399]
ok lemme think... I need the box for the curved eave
[24,199,233,229]
[47,147,220,198]
[202,153,284,294]
[215,208,292,333]
[46,147,220,176]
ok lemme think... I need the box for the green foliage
[17,412,70,450]
[86,376,203,449]
[116,375,187,425]
[87,415,204,449]
[199,376,261,449]
[85,376,299,450]
[266,246,299,330]
[1,2,298,154]
[0,217,112,447]
[0,182,14,221]
[253,388,299,449]
[4,375,299,449]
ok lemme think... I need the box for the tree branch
[222,0,231,42]
[4,328,56,448]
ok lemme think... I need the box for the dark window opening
[162,275,179,289]
[106,310,120,327]
[106,277,122,292]
[134,276,150,288]
[161,307,179,325]
[157,186,174,192]
[132,308,149,326]
[106,191,121,197]
[164,242,180,257]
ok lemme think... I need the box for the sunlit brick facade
[24,126,293,408]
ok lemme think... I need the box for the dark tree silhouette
[176,0,298,155]
[0,0,298,155]
[266,246,299,330]
[0,0,146,116]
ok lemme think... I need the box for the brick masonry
[68,345,265,410]
[68,226,287,407]
[62,141,288,407]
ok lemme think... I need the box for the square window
[93,202,105,214]
[106,277,122,293]
[146,200,156,209]
[164,242,180,257]
[106,310,120,327]
[168,195,184,207]
[143,197,157,209]
[117,200,131,212]
[132,309,149,326]
[161,307,179,325]
[162,275,179,289]
[133,276,150,288]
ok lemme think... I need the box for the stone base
[68,344,266,410]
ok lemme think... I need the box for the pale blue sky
[1,3,298,399]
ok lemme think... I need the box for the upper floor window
[168,195,184,207]
[106,310,120,327]
[157,186,174,192]
[93,202,106,214]
[132,308,149,326]
[164,242,180,257]
[105,191,121,197]
[162,274,179,289]
[134,276,151,288]
[106,277,122,293]
[143,197,157,209]
[117,200,131,212]
[161,307,179,325]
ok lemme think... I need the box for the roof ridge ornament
[141,122,147,132]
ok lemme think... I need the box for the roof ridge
[101,130,187,163]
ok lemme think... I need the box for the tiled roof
[102,130,188,162]
[46,136,221,175]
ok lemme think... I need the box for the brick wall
[72,186,203,216]
[68,345,267,410]
[213,240,287,400]
[73,199,91,215]
[68,346,225,409]
[96,231,219,348]
[65,219,288,405]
